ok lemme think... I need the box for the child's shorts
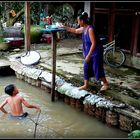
[10,112,29,120]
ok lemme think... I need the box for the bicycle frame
[103,40,115,52]
[103,39,126,67]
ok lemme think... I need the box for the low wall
[9,59,140,134]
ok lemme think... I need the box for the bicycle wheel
[104,48,126,68]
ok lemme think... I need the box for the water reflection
[0,75,128,138]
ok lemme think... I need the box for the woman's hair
[5,84,15,96]
[78,12,91,25]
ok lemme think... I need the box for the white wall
[84,2,91,17]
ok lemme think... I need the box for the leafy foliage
[0,2,24,22]
[21,25,43,44]
[51,3,75,23]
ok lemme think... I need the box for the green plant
[21,25,43,44]
[0,38,4,43]
[0,42,9,51]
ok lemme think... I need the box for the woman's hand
[57,24,65,28]
[85,55,91,63]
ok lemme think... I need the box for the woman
[59,12,109,92]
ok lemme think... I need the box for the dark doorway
[114,15,132,52]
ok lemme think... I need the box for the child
[0,84,41,118]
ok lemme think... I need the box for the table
[41,26,65,101]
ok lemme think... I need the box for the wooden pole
[25,1,30,52]
[108,3,116,42]
[51,32,57,102]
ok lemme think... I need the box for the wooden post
[25,1,30,52]
[40,28,64,102]
[108,3,116,42]
[131,15,139,55]
[51,32,57,102]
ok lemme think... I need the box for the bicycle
[103,39,126,68]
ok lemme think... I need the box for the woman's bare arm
[85,28,96,62]
[58,24,83,34]
[66,26,83,34]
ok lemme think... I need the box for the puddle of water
[0,75,128,138]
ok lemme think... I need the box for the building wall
[124,54,140,70]
[84,2,140,70]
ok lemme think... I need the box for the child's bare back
[5,95,25,116]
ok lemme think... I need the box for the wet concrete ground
[1,38,140,110]
[35,39,140,96]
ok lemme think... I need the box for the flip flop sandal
[100,85,109,92]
